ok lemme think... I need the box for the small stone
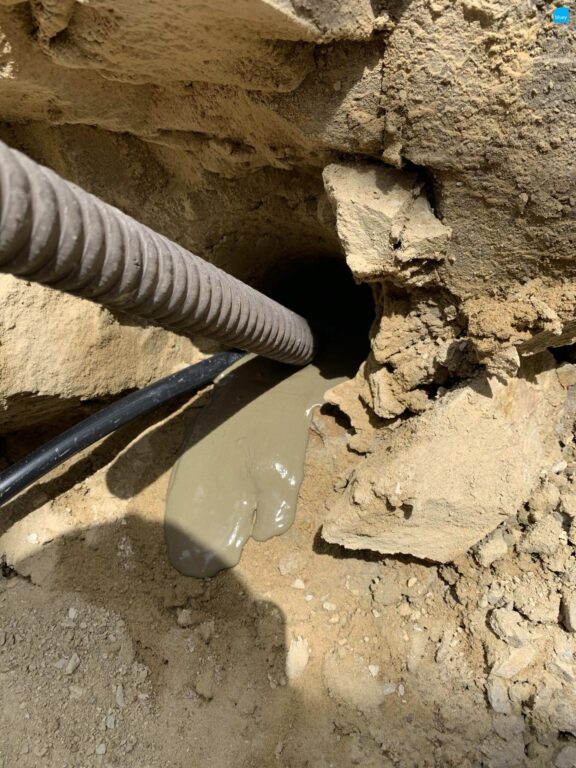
[557,364,576,389]
[323,602,337,612]
[407,631,428,672]
[106,714,116,730]
[474,531,508,567]
[407,577,417,588]
[292,579,306,590]
[176,609,195,628]
[529,483,561,517]
[286,637,310,680]
[64,653,81,675]
[198,621,214,644]
[514,581,560,624]
[489,608,532,647]
[382,682,396,695]
[95,743,106,755]
[67,607,78,621]
[555,745,576,768]
[26,533,39,545]
[115,684,126,708]
[398,683,405,697]
[486,676,511,714]
[565,493,576,519]
[491,645,537,679]
[435,630,454,663]
[305,594,314,602]
[368,664,379,677]
[397,601,411,617]
[561,592,576,633]
[520,517,565,557]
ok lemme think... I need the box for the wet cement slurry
[165,344,356,577]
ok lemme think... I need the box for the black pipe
[0,350,244,506]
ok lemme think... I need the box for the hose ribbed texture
[0,141,315,365]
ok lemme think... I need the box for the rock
[555,745,576,768]
[561,592,576,633]
[324,367,378,454]
[323,357,565,562]
[562,491,576,519]
[95,743,107,756]
[529,483,561,518]
[286,637,310,680]
[489,609,532,647]
[176,609,204,628]
[435,630,454,664]
[514,579,561,624]
[322,602,337,612]
[322,163,418,282]
[474,530,509,567]
[115,684,126,708]
[548,658,576,684]
[323,163,450,285]
[548,690,576,736]
[292,579,306,590]
[198,621,214,644]
[493,713,525,741]
[491,645,537,680]
[64,653,80,675]
[486,677,512,715]
[407,631,428,672]
[520,517,566,557]
[557,364,576,389]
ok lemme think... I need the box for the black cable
[0,350,245,506]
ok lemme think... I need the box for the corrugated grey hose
[0,140,315,366]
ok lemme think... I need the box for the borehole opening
[260,254,374,368]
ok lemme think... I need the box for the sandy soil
[1,382,576,768]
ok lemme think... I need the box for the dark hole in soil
[261,255,374,358]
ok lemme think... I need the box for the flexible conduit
[0,141,316,366]
[0,351,244,506]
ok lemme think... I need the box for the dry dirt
[1,1,576,766]
[3,375,576,767]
